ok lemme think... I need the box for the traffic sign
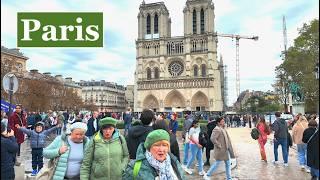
[2,73,19,94]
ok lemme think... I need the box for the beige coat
[292,120,308,144]
[210,126,235,161]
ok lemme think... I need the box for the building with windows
[77,80,126,112]
[134,0,224,112]
[1,46,28,74]
[125,85,134,110]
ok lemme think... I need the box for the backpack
[198,131,208,147]
[251,127,260,140]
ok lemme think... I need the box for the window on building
[168,61,184,77]
[201,64,206,77]
[201,9,205,34]
[154,14,158,34]
[147,68,151,79]
[194,65,198,77]
[147,14,151,34]
[193,9,197,34]
[154,67,159,79]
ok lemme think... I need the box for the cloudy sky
[1,0,319,106]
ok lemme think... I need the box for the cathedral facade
[134,0,224,112]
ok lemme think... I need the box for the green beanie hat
[99,117,117,127]
[144,129,170,150]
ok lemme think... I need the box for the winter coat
[207,121,217,149]
[271,118,288,139]
[182,116,193,139]
[43,134,89,180]
[170,134,180,162]
[124,112,133,125]
[1,135,19,180]
[9,111,27,144]
[169,119,178,135]
[18,126,58,148]
[80,130,129,180]
[27,115,35,128]
[85,117,96,137]
[302,127,319,169]
[126,125,153,159]
[210,126,235,161]
[122,143,186,180]
[292,120,308,144]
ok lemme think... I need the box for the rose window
[168,61,184,77]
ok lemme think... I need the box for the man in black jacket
[126,109,154,159]
[205,116,217,166]
[271,112,289,166]
[85,111,99,139]
[302,120,319,180]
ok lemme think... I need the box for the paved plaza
[16,127,312,180]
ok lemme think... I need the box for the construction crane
[215,33,258,98]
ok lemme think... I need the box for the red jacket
[9,112,27,144]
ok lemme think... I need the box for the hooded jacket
[19,125,58,148]
[1,135,19,180]
[126,125,153,159]
[271,118,288,139]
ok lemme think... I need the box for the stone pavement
[16,128,312,180]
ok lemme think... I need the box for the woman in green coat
[80,117,129,180]
[123,129,186,180]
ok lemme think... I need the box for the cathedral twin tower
[134,0,224,112]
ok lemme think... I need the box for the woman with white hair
[43,122,90,180]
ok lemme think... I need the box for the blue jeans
[297,144,307,166]
[187,144,203,172]
[183,142,190,165]
[311,167,319,178]
[56,127,62,135]
[124,123,131,136]
[206,151,231,180]
[273,138,288,163]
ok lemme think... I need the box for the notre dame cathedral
[134,0,225,112]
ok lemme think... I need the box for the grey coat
[271,118,288,139]
[182,115,193,139]
[210,126,235,161]
[19,126,58,148]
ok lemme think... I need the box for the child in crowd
[16,121,61,176]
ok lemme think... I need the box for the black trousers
[17,143,21,156]
[206,142,214,162]
[31,148,44,170]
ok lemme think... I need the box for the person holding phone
[1,121,19,180]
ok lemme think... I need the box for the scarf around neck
[145,151,174,180]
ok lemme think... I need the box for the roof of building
[77,80,125,90]
[1,46,28,59]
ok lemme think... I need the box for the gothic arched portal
[143,94,159,111]
[191,91,209,111]
[164,90,186,108]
